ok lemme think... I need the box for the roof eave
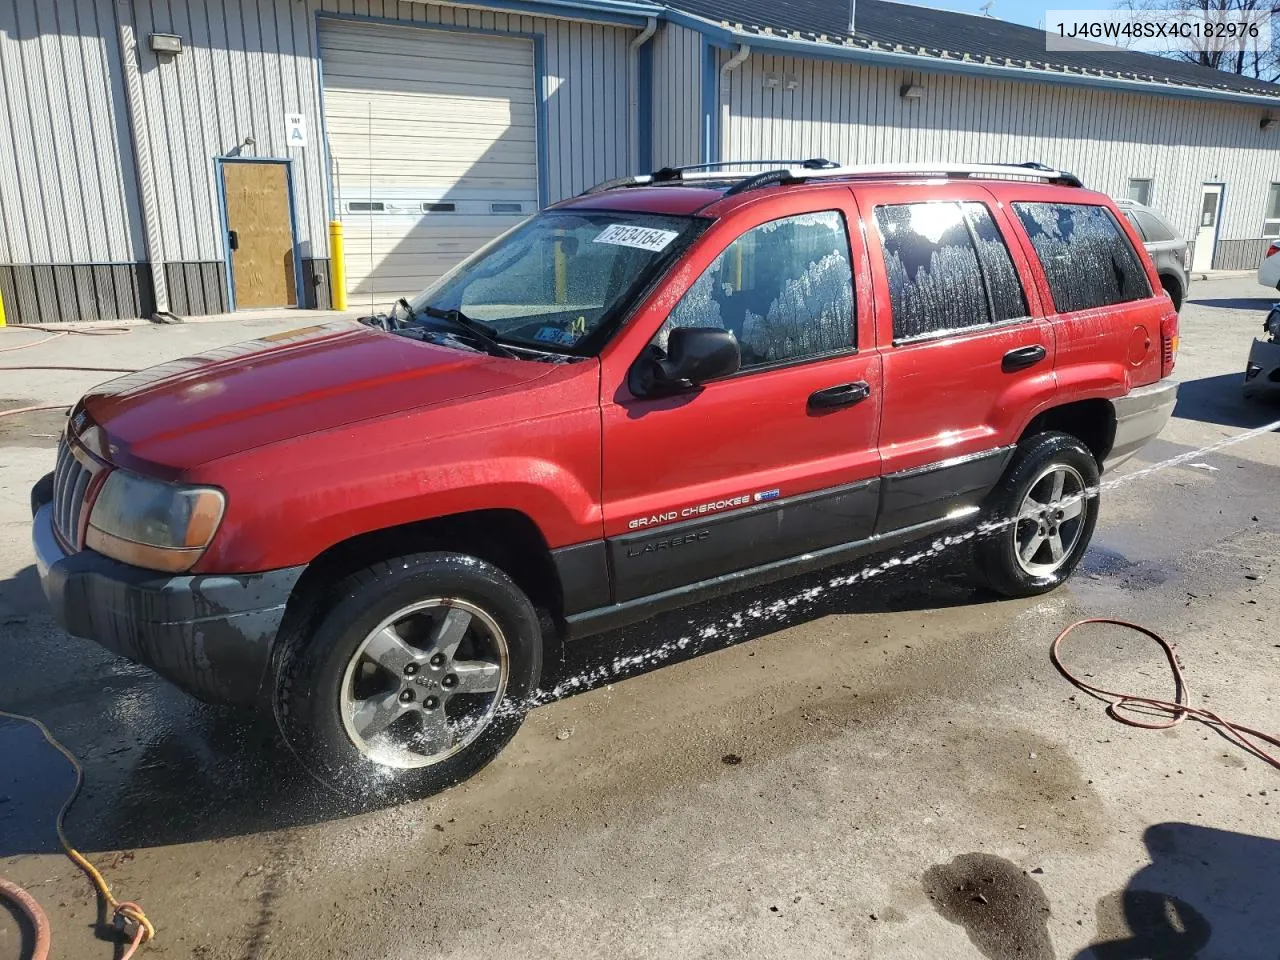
[662,8,1280,107]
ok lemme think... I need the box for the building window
[1127,178,1153,206]
[1013,202,1152,313]
[656,211,855,369]
[1264,183,1280,239]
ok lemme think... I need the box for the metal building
[1,0,1278,325]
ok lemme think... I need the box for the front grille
[52,438,94,550]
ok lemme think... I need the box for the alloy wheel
[339,598,509,768]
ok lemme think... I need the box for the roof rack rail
[578,158,837,195]
[581,160,1084,196]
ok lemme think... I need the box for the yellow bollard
[328,220,347,312]
[0,279,6,326]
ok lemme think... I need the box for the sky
[904,0,1119,30]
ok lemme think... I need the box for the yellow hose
[0,708,155,957]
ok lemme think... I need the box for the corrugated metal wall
[0,0,636,321]
[124,0,636,268]
[722,52,1280,248]
[127,0,325,266]
[651,22,703,168]
[0,0,142,265]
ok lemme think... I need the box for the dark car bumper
[31,477,304,705]
[1244,337,1280,399]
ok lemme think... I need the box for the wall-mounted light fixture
[900,83,925,100]
[149,33,183,54]
[763,71,800,90]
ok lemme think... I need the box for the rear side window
[875,201,1026,342]
[1134,209,1177,243]
[1013,202,1152,313]
[656,210,854,369]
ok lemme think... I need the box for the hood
[75,321,555,475]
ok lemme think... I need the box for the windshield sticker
[593,224,679,252]
[535,326,579,346]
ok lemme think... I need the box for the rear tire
[274,552,542,802]
[974,432,1099,598]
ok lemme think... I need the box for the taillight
[1267,243,1280,260]
[1160,312,1179,378]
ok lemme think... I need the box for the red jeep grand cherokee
[32,161,1178,799]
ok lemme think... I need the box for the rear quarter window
[1134,209,1178,243]
[1013,202,1152,313]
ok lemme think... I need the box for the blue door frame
[215,156,305,311]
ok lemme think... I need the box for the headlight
[86,470,226,573]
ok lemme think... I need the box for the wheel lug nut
[442,675,457,689]
[424,696,439,710]
[399,689,414,703]
[430,654,445,667]
[404,663,418,676]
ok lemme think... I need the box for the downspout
[628,17,657,174]
[718,44,750,166]
[114,0,170,318]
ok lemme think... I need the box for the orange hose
[0,876,51,960]
[1051,618,1280,769]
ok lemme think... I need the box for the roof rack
[580,160,1084,196]
[579,158,838,195]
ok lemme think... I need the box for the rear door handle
[1002,344,1047,372]
[808,381,871,410]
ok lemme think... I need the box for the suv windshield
[408,210,700,353]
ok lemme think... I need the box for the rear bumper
[1244,337,1280,399]
[31,480,304,706]
[1104,379,1178,473]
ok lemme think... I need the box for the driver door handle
[808,381,871,410]
[1002,344,1047,372]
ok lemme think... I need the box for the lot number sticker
[594,224,679,252]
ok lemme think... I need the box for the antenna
[979,1,994,16]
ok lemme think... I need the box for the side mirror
[629,327,741,397]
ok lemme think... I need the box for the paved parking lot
[2,278,1278,960]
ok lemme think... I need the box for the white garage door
[319,20,539,308]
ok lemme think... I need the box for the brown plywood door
[223,162,297,308]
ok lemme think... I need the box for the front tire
[974,432,1100,598]
[274,552,542,802]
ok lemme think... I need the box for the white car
[1260,242,1280,289]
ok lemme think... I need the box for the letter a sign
[285,113,306,148]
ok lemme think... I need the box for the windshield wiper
[401,299,519,359]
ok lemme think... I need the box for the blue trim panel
[315,13,550,208]
[661,8,1280,107]
[215,157,303,312]
[213,158,234,310]
[637,35,654,174]
[700,37,717,164]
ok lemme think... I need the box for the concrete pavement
[1,278,1278,960]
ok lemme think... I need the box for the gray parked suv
[1116,198,1191,311]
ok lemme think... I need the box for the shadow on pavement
[0,546,991,855]
[1078,823,1280,960]
[1185,296,1275,312]
[1172,373,1280,429]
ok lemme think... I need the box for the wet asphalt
[1,278,1278,960]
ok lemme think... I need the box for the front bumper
[1243,337,1280,399]
[31,480,304,705]
[1103,379,1178,473]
